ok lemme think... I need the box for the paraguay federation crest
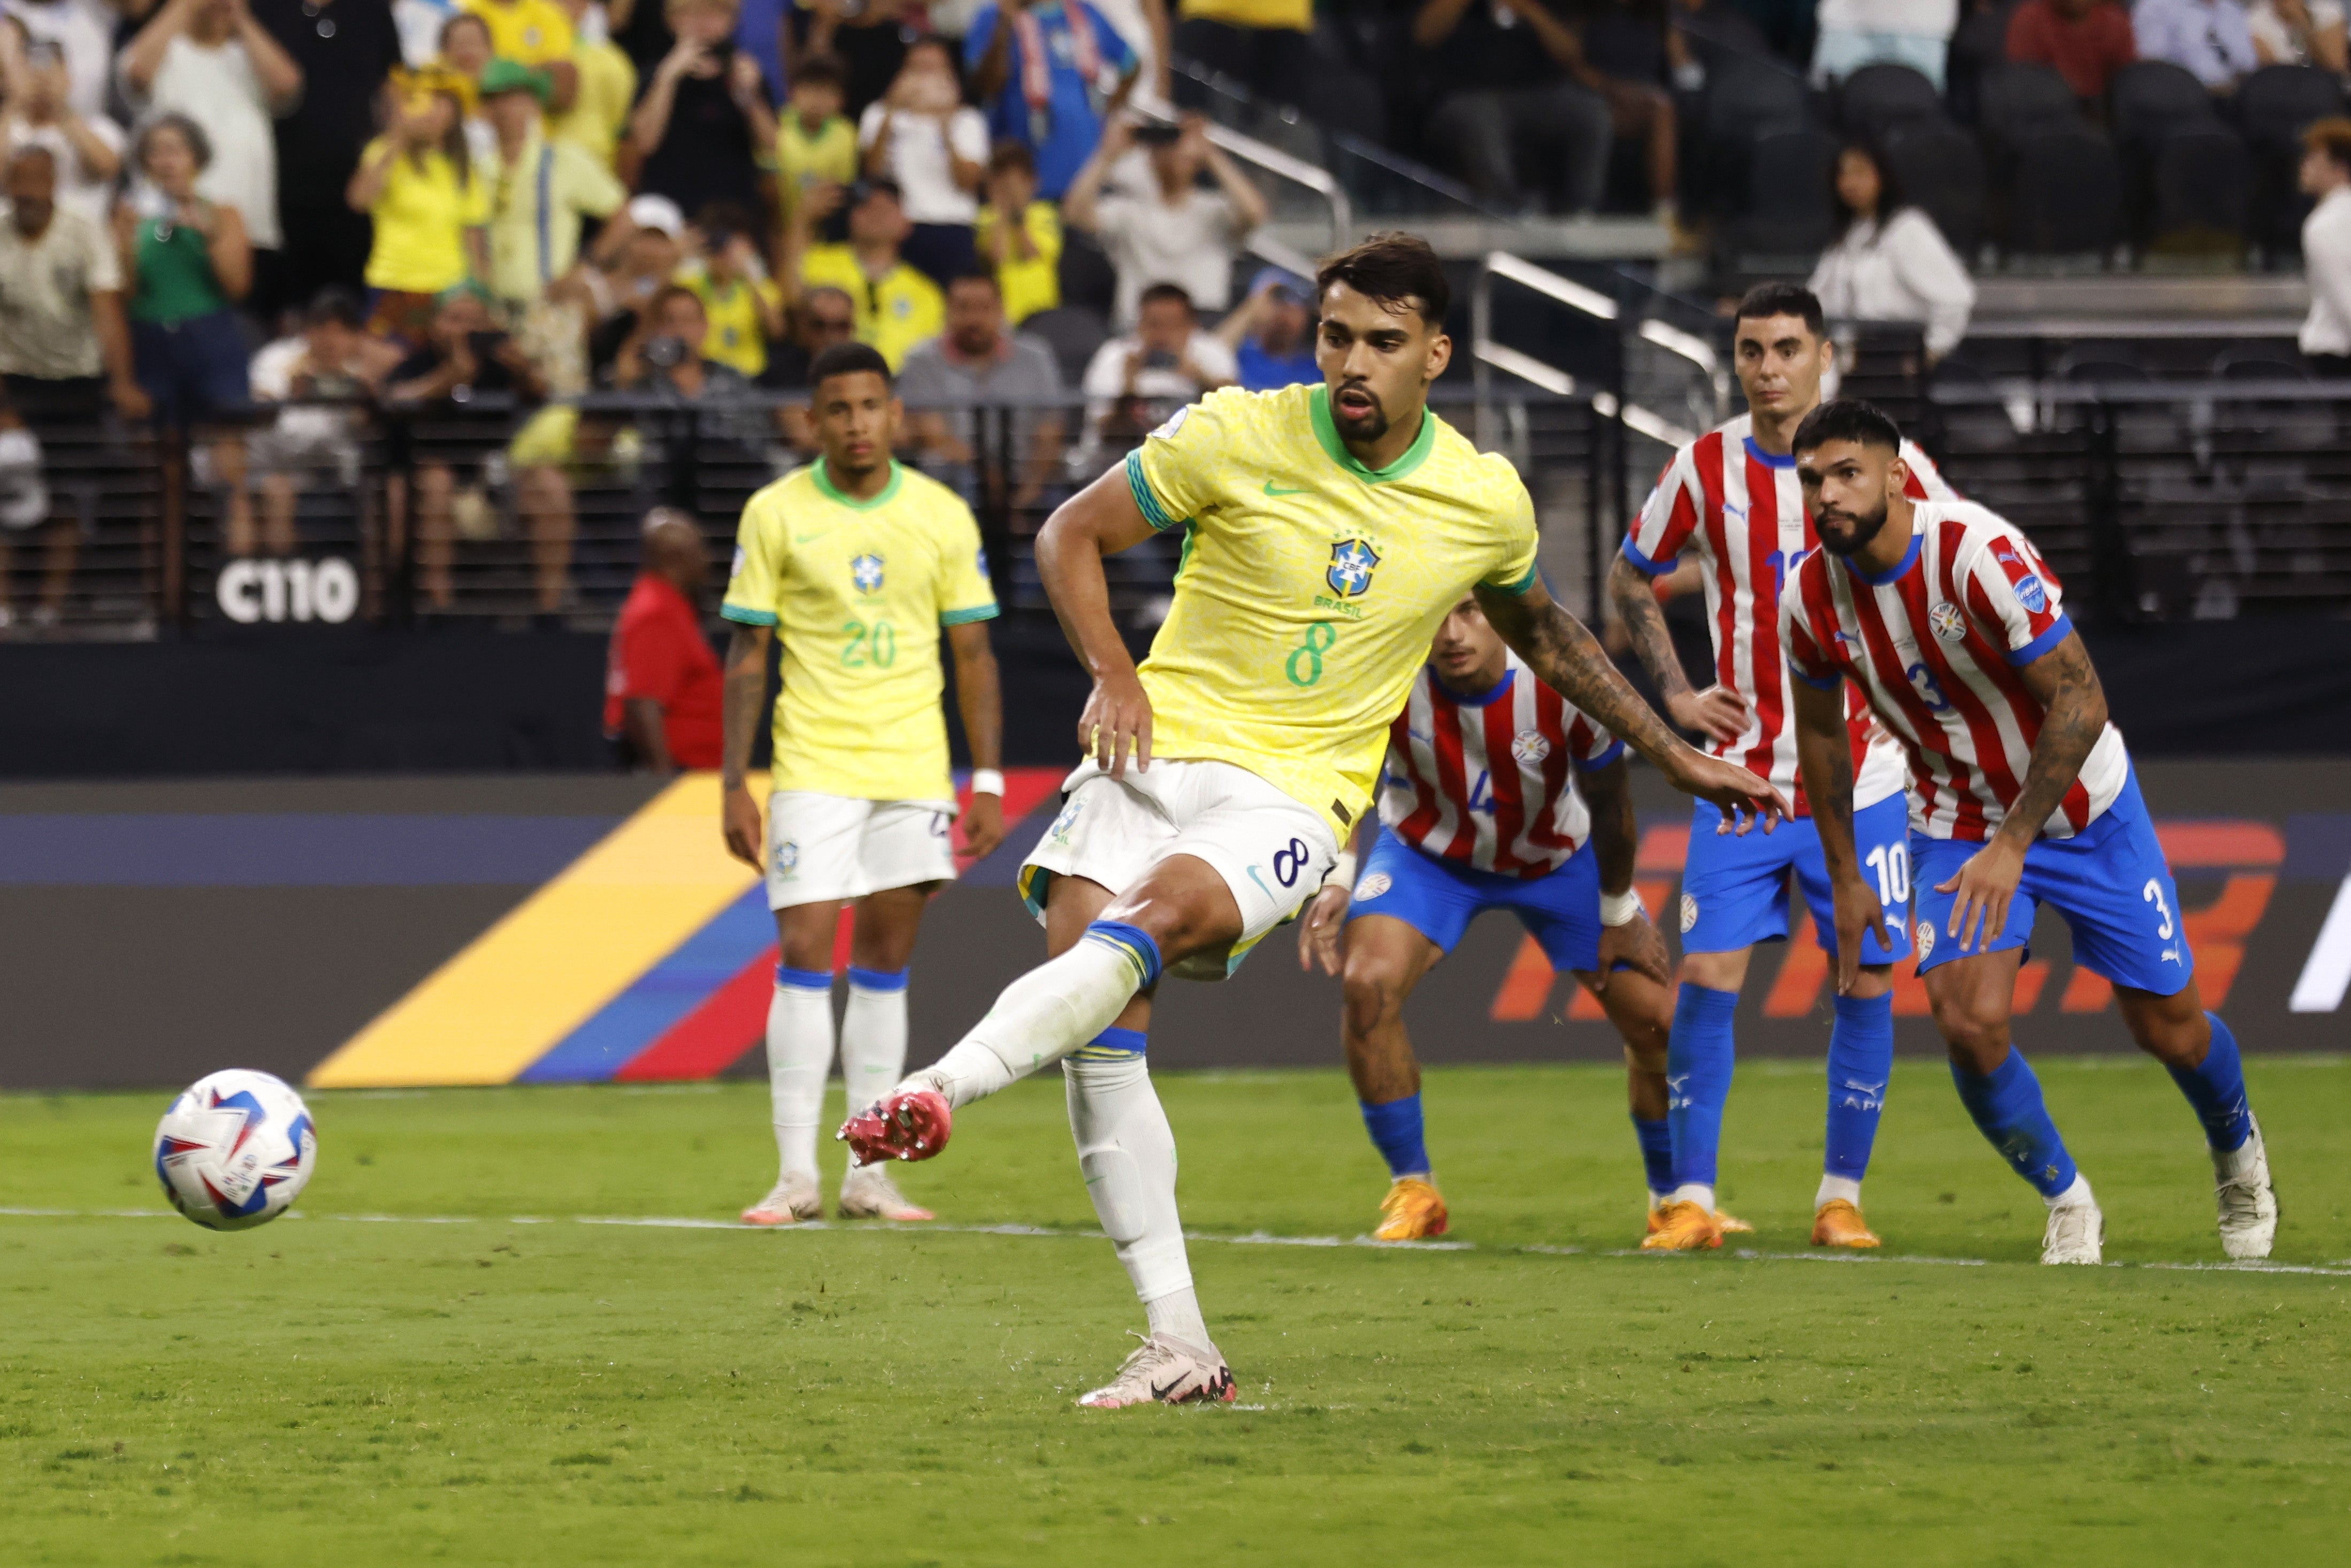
[851,553,884,594]
[1929,601,1967,643]
[1327,539,1380,598]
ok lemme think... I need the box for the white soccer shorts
[1017,758,1339,978]
[764,791,958,910]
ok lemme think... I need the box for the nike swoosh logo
[1263,481,1309,496]
[1150,1378,1183,1400]
[793,532,828,544]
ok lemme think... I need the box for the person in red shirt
[2007,0,2138,102]
[605,509,724,771]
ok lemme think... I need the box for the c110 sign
[216,558,359,625]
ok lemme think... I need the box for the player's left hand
[1938,835,2025,956]
[1297,883,1350,975]
[721,784,764,871]
[960,790,1005,861]
[1829,873,1893,996]
[1667,748,1789,836]
[1590,909,1671,993]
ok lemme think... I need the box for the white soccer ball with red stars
[153,1070,318,1231]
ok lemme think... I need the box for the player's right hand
[1297,884,1350,975]
[721,784,764,870]
[1081,668,1153,779]
[1668,749,1788,836]
[1667,684,1751,745]
[1829,873,1893,997]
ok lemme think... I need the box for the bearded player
[1785,399,2277,1265]
[1294,596,1679,1242]
[717,340,1008,1227]
[1610,282,1957,1253]
[838,233,1787,1409]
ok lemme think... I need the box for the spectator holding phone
[1074,278,1230,472]
[974,139,1059,325]
[1063,111,1263,327]
[632,0,777,221]
[679,202,785,379]
[0,32,122,230]
[858,36,990,286]
[777,51,858,224]
[1213,264,1315,390]
[350,84,487,341]
[966,0,1139,199]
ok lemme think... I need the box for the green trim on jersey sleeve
[1124,449,1182,531]
[938,604,1001,625]
[720,603,779,625]
[1491,563,1540,597]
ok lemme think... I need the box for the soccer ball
[152,1070,318,1231]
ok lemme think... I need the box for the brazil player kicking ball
[717,341,1009,1226]
[1785,399,2279,1265]
[839,234,1786,1409]
[1293,596,1680,1243]
[1609,283,1957,1254]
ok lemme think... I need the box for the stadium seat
[1978,63,2087,153]
[2149,125,2252,257]
[1943,0,2024,126]
[2110,60,2222,152]
[1695,59,1812,221]
[1057,229,1117,316]
[1018,306,1110,389]
[2003,128,2122,260]
[2235,65,2350,253]
[1721,124,1840,265]
[1880,119,1987,257]
[1837,63,1944,143]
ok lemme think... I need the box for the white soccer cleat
[2213,1117,2278,1261]
[838,1162,935,1221]
[2040,1199,2104,1265]
[1076,1332,1236,1410]
[741,1172,823,1227]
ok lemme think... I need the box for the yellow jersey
[1179,0,1312,29]
[548,37,637,171]
[721,460,999,801]
[677,266,782,378]
[777,113,858,217]
[484,129,626,306]
[1126,383,1540,837]
[975,199,1061,325]
[462,0,574,64]
[799,244,944,371]
[362,139,489,294]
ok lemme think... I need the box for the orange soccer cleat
[1714,1209,1754,1235]
[1811,1198,1881,1249]
[1373,1176,1450,1241]
[1640,1198,1723,1251]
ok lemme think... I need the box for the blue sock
[1824,993,1894,1183]
[2167,1012,2253,1154]
[1082,920,1163,987]
[1360,1093,1430,1179]
[1632,1116,1674,1195]
[1666,983,1739,1188]
[1949,1049,2078,1199]
[1073,1026,1148,1062]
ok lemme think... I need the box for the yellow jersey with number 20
[722,461,999,802]
[1126,383,1541,839]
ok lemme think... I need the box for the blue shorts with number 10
[1679,793,1913,964]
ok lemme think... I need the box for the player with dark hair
[715,337,1008,1228]
[838,230,1787,1408]
[1784,399,2278,1265]
[1609,280,1957,1254]
[1296,595,1679,1242]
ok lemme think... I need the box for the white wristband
[1327,850,1358,890]
[970,768,1005,797]
[1599,888,1643,927]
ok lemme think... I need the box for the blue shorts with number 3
[1910,764,2193,994]
[1678,793,1913,965]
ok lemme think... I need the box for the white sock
[2046,1172,2096,1211]
[1063,1054,1212,1356]
[766,974,836,1182]
[1670,1182,1716,1211]
[913,934,1145,1110]
[1816,1174,1863,1208]
[839,970,910,1178]
[1648,1189,1670,1210]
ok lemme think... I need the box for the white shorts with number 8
[1017,758,1339,979]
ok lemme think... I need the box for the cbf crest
[851,553,884,594]
[1327,539,1380,598]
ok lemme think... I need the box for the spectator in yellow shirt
[974,140,1059,326]
[547,0,637,171]
[775,51,857,223]
[479,61,625,313]
[348,86,488,340]
[461,0,580,107]
[677,201,784,378]
[794,178,941,371]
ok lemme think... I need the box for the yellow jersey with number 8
[1126,383,1540,837]
[722,461,999,801]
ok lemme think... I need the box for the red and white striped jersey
[1784,499,2128,842]
[1622,413,1956,814]
[1377,651,1624,878]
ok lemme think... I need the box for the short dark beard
[1815,498,1890,557]
[1329,381,1389,443]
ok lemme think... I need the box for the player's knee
[1340,960,1408,1035]
[1928,986,2008,1063]
[2119,988,2208,1065]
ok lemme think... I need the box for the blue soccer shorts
[1677,793,1913,965]
[1347,828,1603,973]
[1910,764,2193,995]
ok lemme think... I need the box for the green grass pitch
[5,1058,2350,1566]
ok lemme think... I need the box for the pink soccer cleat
[837,1088,953,1164]
[1077,1332,1237,1409]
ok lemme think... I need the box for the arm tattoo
[2002,632,2109,846]
[719,625,771,790]
[1475,585,1686,768]
[1607,556,1695,704]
